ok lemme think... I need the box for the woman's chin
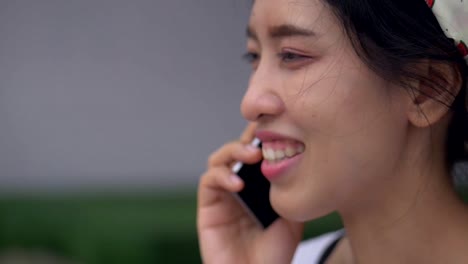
[270,188,334,222]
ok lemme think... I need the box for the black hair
[321,0,468,171]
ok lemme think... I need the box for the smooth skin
[198,0,468,263]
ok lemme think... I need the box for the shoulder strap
[317,233,344,264]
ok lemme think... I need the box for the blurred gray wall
[0,1,252,192]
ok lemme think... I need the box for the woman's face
[241,0,411,221]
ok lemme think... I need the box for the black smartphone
[232,138,279,228]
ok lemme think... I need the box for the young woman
[197,0,468,263]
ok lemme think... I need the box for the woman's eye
[242,52,260,64]
[278,52,307,62]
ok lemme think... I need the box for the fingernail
[230,174,242,185]
[245,145,258,152]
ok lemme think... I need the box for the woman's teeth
[262,145,305,162]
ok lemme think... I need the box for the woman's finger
[239,123,257,144]
[207,141,261,167]
[198,167,244,207]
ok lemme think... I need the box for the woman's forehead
[248,0,336,39]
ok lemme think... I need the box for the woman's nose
[240,72,285,122]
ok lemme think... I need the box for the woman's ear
[407,61,463,128]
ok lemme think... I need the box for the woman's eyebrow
[246,24,317,41]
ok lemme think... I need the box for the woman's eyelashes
[242,50,313,69]
[278,51,308,62]
[242,51,261,70]
[242,52,259,64]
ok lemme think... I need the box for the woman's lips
[255,130,303,143]
[261,153,303,181]
[255,130,305,181]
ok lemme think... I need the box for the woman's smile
[256,130,305,180]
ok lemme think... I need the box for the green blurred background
[0,187,467,264]
[0,190,344,264]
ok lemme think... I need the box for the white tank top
[292,229,345,264]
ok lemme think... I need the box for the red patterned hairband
[426,0,468,61]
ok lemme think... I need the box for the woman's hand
[197,123,304,264]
